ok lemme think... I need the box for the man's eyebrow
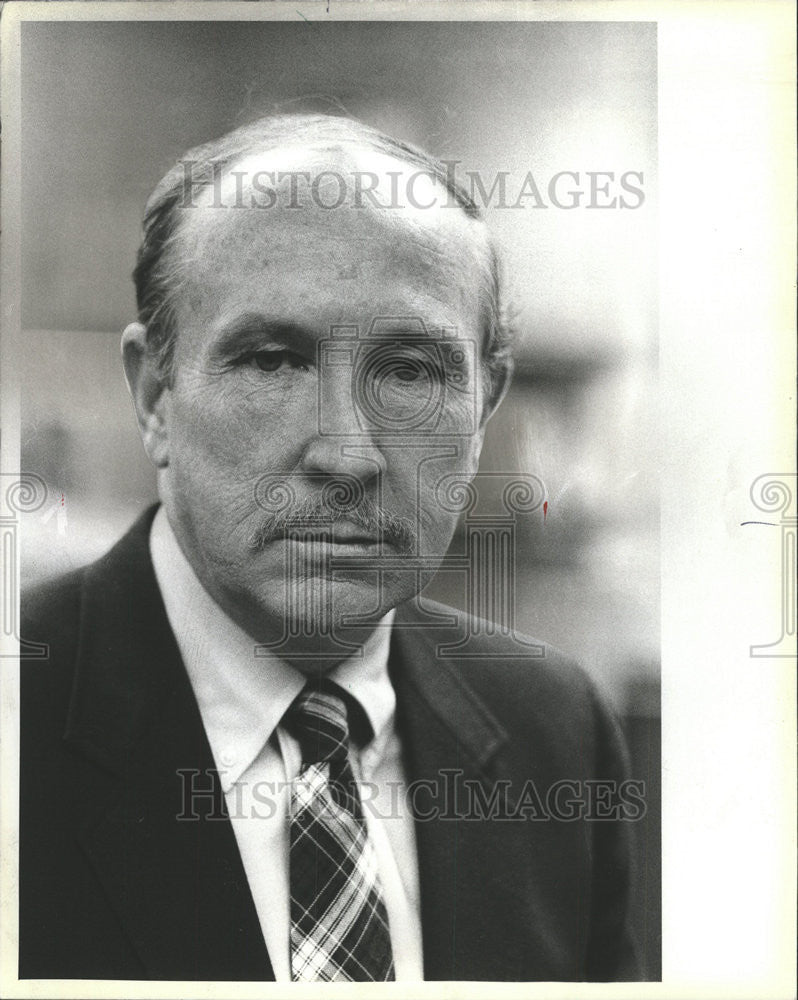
[210,314,313,354]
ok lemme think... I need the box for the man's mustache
[248,492,417,554]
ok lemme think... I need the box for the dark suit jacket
[20,507,640,981]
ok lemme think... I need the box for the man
[20,114,640,982]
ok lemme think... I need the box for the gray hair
[133,113,512,408]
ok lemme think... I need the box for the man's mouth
[248,495,417,555]
[280,521,384,547]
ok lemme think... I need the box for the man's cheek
[176,405,261,467]
[415,491,460,556]
[226,396,315,465]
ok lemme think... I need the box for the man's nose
[299,378,387,482]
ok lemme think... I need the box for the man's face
[155,148,493,654]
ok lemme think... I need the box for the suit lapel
[64,509,273,980]
[390,600,562,981]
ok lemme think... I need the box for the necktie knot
[283,682,352,766]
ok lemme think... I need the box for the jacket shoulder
[408,596,597,699]
[21,507,158,654]
[22,566,86,662]
[400,597,627,772]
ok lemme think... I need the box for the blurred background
[19,19,659,975]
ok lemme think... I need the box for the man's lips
[247,502,417,556]
[276,520,385,546]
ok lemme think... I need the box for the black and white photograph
[0,2,793,996]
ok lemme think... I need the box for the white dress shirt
[149,507,423,981]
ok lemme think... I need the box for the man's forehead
[173,144,491,299]
[191,142,457,215]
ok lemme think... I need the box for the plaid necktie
[283,681,395,982]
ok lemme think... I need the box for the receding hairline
[183,140,481,217]
[144,112,484,219]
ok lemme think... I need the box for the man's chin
[249,574,398,645]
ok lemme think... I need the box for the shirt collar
[330,618,396,767]
[149,506,396,790]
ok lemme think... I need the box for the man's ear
[479,355,514,429]
[121,322,170,468]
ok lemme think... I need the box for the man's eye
[392,360,424,383]
[383,356,443,385]
[247,351,307,373]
